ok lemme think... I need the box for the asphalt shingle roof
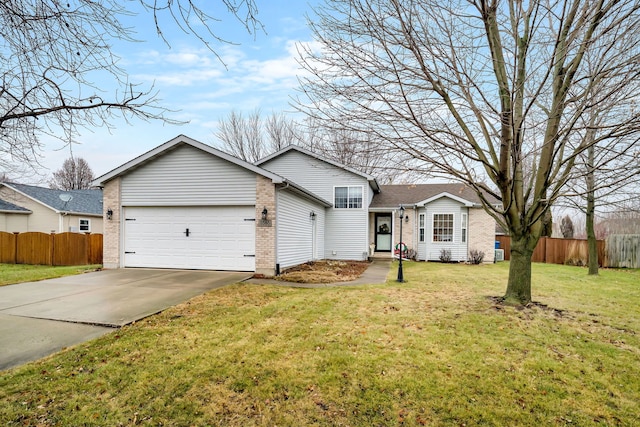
[370,183,500,208]
[0,198,31,213]
[4,182,102,215]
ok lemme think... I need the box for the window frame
[461,212,468,243]
[79,218,91,232]
[333,185,364,209]
[418,213,425,243]
[432,213,454,243]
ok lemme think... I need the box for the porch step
[369,252,394,260]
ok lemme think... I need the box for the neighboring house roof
[1,182,102,215]
[370,183,500,208]
[255,145,381,193]
[0,198,32,214]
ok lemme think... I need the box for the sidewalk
[244,259,392,288]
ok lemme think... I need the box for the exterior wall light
[106,209,113,220]
[310,211,316,221]
[262,207,268,220]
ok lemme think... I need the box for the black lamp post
[397,205,405,283]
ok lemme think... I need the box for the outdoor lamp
[262,207,268,220]
[106,209,113,220]
[310,211,317,221]
[397,205,405,283]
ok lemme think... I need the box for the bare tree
[296,0,640,304]
[301,118,423,184]
[215,110,303,162]
[266,112,299,153]
[49,157,95,190]
[0,1,260,173]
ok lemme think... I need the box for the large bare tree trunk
[586,144,599,275]
[505,227,540,305]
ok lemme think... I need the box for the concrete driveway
[0,269,251,371]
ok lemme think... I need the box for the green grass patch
[0,264,102,286]
[0,262,638,426]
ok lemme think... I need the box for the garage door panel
[123,206,255,271]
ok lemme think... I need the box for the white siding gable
[121,144,257,206]
[261,150,370,260]
[259,150,370,203]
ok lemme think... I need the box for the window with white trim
[432,213,454,242]
[419,213,425,242]
[461,213,468,243]
[79,218,90,232]
[334,186,363,209]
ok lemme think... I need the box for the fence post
[13,232,19,264]
[50,232,55,266]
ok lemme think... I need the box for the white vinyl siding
[424,198,468,262]
[325,208,369,260]
[0,213,29,233]
[277,190,325,269]
[261,150,370,260]
[259,150,368,203]
[121,144,257,206]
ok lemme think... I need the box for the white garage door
[123,206,256,271]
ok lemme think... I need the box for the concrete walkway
[245,259,392,288]
[0,269,251,371]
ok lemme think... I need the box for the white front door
[123,206,256,271]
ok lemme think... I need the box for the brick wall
[468,207,495,263]
[391,207,415,254]
[255,175,276,276]
[102,178,121,269]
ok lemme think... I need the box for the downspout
[275,182,290,275]
[58,211,69,233]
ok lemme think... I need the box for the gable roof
[92,134,285,187]
[370,183,499,208]
[255,145,381,193]
[0,198,32,214]
[1,182,102,215]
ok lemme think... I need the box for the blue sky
[37,1,319,181]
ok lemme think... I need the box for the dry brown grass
[1,262,638,426]
[276,260,370,283]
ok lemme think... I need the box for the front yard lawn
[0,264,102,286]
[1,262,638,426]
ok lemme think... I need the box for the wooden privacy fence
[0,232,102,266]
[495,236,606,266]
[605,235,640,268]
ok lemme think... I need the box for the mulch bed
[275,260,371,284]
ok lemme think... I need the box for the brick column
[468,207,495,263]
[102,178,121,269]
[255,176,276,276]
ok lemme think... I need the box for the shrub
[439,249,452,263]
[468,249,485,264]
